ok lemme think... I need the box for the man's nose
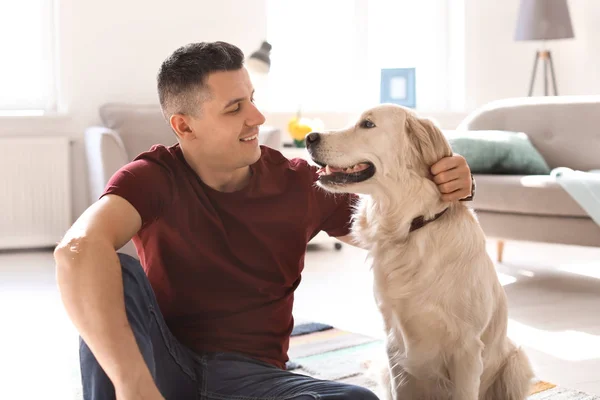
[305,132,320,148]
[247,102,266,126]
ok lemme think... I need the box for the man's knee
[117,252,145,283]
[116,252,157,327]
[117,253,152,298]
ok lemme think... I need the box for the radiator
[0,136,72,250]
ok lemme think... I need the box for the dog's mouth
[314,161,376,185]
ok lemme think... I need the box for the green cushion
[443,130,551,175]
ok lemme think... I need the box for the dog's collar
[409,208,449,233]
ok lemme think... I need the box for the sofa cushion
[99,103,176,161]
[457,96,600,172]
[444,130,551,175]
[472,174,588,218]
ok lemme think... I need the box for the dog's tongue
[317,166,336,176]
[317,164,370,176]
[317,165,344,176]
[328,166,345,173]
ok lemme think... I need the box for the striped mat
[288,324,598,399]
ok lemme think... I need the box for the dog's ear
[405,114,453,168]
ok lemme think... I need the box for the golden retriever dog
[305,104,534,400]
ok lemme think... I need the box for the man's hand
[430,154,472,202]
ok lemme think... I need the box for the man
[54,42,473,400]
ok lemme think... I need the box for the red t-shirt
[102,143,356,369]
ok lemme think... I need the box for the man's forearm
[54,238,154,390]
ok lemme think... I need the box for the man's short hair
[157,41,245,119]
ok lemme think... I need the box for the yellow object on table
[287,115,324,147]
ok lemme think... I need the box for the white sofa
[457,96,600,260]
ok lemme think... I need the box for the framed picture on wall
[380,68,416,108]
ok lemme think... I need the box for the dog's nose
[305,132,320,147]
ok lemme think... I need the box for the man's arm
[54,195,165,400]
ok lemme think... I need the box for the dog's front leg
[449,338,484,400]
[385,339,413,400]
[385,346,400,400]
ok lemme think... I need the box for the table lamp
[515,0,574,96]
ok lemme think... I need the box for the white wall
[0,0,267,219]
[464,0,600,109]
[0,0,598,224]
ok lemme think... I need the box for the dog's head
[306,104,452,195]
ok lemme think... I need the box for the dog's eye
[361,120,376,129]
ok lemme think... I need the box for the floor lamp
[515,0,574,96]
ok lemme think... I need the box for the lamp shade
[246,41,272,74]
[515,0,574,41]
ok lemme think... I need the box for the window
[0,0,58,114]
[265,0,464,113]
[266,0,364,113]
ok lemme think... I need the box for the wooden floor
[1,240,599,398]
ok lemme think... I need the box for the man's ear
[169,114,195,140]
[405,113,453,167]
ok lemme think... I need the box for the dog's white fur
[309,104,534,400]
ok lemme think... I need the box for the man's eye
[361,120,375,129]
[229,104,241,113]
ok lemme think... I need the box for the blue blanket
[552,168,600,226]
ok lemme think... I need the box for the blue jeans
[79,253,380,400]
